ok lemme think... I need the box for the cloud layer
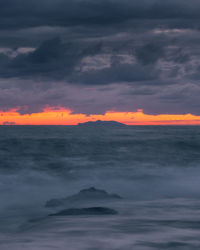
[1,0,200,115]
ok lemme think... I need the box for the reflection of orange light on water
[1,107,200,125]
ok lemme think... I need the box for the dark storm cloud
[1,0,200,115]
[72,63,159,85]
[0,37,103,80]
[1,0,200,30]
[135,42,166,65]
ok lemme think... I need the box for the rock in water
[48,207,118,216]
[77,187,121,200]
[45,187,122,208]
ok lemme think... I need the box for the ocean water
[0,125,200,249]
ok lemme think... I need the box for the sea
[0,125,200,250]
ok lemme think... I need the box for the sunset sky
[1,0,200,125]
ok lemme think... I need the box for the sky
[1,0,200,125]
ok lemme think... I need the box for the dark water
[0,126,200,249]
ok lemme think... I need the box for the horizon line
[1,108,200,126]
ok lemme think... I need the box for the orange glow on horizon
[1,107,200,125]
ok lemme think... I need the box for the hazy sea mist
[0,125,200,249]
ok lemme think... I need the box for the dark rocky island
[45,187,122,208]
[77,120,126,127]
[49,207,117,216]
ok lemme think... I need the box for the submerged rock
[45,198,64,208]
[45,187,122,208]
[48,207,118,216]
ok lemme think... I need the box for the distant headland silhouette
[77,120,127,127]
